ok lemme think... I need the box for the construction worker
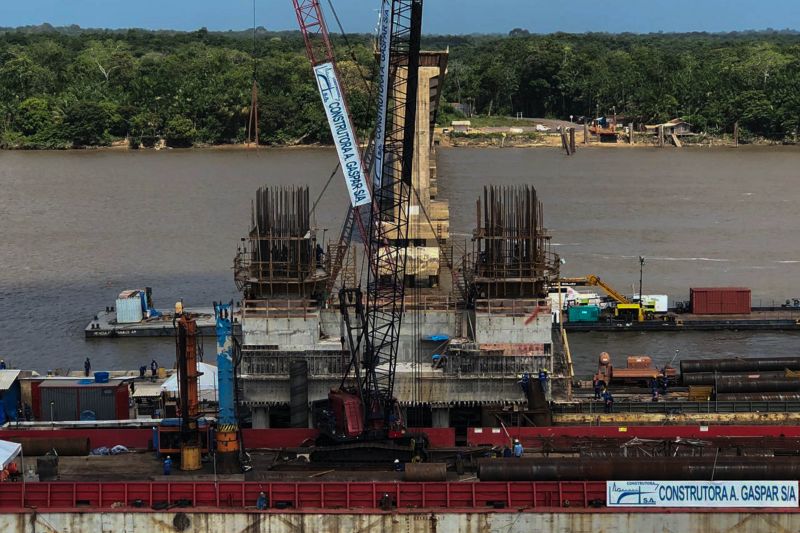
[84,358,91,377]
[513,439,524,458]
[602,389,614,413]
[538,369,551,402]
[0,359,6,370]
[139,365,147,378]
[659,372,669,395]
[150,360,159,378]
[393,459,404,472]
[593,378,602,400]
[502,445,513,458]
[256,491,268,510]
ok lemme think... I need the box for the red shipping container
[690,287,751,315]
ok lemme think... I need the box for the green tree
[62,100,110,147]
[164,115,196,147]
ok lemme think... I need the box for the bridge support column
[252,406,270,429]
[431,407,450,428]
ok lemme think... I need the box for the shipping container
[567,305,600,322]
[116,290,144,324]
[690,287,751,315]
[31,379,129,422]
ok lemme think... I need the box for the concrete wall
[474,312,552,346]
[242,315,321,347]
[319,308,459,363]
[6,510,797,533]
[243,309,458,362]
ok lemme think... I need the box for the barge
[85,306,240,338]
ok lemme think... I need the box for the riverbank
[439,129,794,149]
[4,135,793,151]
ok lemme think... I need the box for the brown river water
[1,146,799,375]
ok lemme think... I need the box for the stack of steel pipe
[714,376,800,393]
[477,457,800,482]
[680,357,800,398]
[682,371,787,386]
[680,357,800,374]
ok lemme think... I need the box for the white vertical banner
[372,0,392,190]
[313,62,371,207]
[607,481,800,508]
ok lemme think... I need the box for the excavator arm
[557,275,630,304]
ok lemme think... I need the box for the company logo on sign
[314,62,371,208]
[372,0,392,189]
[607,481,799,508]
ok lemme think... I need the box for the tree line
[2,26,800,148]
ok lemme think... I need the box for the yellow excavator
[557,275,656,322]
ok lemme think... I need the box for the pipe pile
[681,357,800,374]
[478,457,800,482]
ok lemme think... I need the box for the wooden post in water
[583,123,589,145]
[734,121,739,147]
[569,127,576,154]
[629,123,634,145]
[658,125,665,148]
[559,127,571,155]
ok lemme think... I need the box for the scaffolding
[234,186,328,300]
[468,185,560,300]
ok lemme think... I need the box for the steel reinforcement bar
[0,481,606,512]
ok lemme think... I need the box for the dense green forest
[2,25,800,148]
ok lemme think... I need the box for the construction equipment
[157,303,207,470]
[588,115,618,142]
[297,0,427,461]
[594,352,678,387]
[558,275,658,322]
[213,301,242,473]
[293,0,372,247]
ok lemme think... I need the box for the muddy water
[1,146,799,373]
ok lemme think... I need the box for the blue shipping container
[568,305,601,322]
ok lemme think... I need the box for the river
[1,146,799,374]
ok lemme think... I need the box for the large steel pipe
[715,392,800,402]
[477,457,800,481]
[680,357,800,374]
[714,377,800,393]
[403,463,447,482]
[682,371,786,386]
[289,359,309,429]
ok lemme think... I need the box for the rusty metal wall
[5,511,800,533]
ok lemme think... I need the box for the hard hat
[394,459,400,463]
[166,455,171,459]
[514,439,519,443]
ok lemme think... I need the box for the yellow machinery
[557,275,656,322]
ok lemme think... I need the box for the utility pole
[638,256,645,303]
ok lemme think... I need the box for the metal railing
[0,480,607,512]
[554,400,800,414]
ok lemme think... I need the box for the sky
[3,0,800,35]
